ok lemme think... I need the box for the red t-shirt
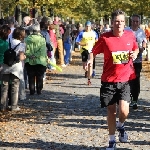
[92,30,138,82]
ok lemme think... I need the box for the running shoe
[92,70,96,78]
[87,80,91,85]
[130,101,138,109]
[117,126,128,143]
[106,140,116,150]
[132,103,138,109]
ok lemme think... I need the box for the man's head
[23,16,31,26]
[12,27,25,41]
[111,10,125,33]
[7,19,14,28]
[40,21,48,30]
[41,16,49,23]
[131,14,140,29]
[30,23,40,32]
[105,24,110,29]
[47,18,54,30]
[85,21,92,32]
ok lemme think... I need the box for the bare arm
[138,41,147,53]
[142,41,147,48]
[76,42,87,47]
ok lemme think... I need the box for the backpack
[4,39,21,66]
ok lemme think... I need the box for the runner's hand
[87,59,93,66]
[130,51,138,60]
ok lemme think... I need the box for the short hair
[12,27,25,40]
[41,16,49,23]
[7,18,14,25]
[0,25,10,40]
[131,14,140,20]
[40,21,48,29]
[111,10,125,20]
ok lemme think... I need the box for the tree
[1,0,150,22]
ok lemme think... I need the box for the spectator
[0,25,10,108]
[48,19,58,70]
[1,27,26,111]
[54,18,66,67]
[63,25,72,65]
[7,18,15,42]
[145,23,150,42]
[25,23,47,95]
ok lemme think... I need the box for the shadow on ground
[0,139,133,150]
[0,89,150,134]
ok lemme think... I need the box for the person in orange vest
[145,23,150,42]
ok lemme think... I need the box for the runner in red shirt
[93,30,137,82]
[88,10,139,150]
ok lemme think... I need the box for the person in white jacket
[1,27,26,111]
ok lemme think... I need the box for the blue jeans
[64,43,71,65]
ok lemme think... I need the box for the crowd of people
[0,15,116,109]
[0,9,149,150]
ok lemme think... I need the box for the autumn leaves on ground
[142,61,150,80]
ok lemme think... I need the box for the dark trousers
[24,66,28,89]
[93,58,95,70]
[8,67,27,105]
[130,63,142,102]
[25,63,46,94]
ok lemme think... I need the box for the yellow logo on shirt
[112,51,129,64]
[80,31,97,53]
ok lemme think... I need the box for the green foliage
[1,0,150,21]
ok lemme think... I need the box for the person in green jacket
[0,25,10,65]
[0,25,10,111]
[25,23,47,95]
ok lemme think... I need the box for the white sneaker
[117,126,128,143]
[61,64,66,67]
[11,107,21,111]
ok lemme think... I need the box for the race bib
[112,51,129,64]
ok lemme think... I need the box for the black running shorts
[81,50,89,62]
[100,81,130,108]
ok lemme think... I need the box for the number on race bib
[112,51,129,64]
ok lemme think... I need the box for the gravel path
[0,52,150,150]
